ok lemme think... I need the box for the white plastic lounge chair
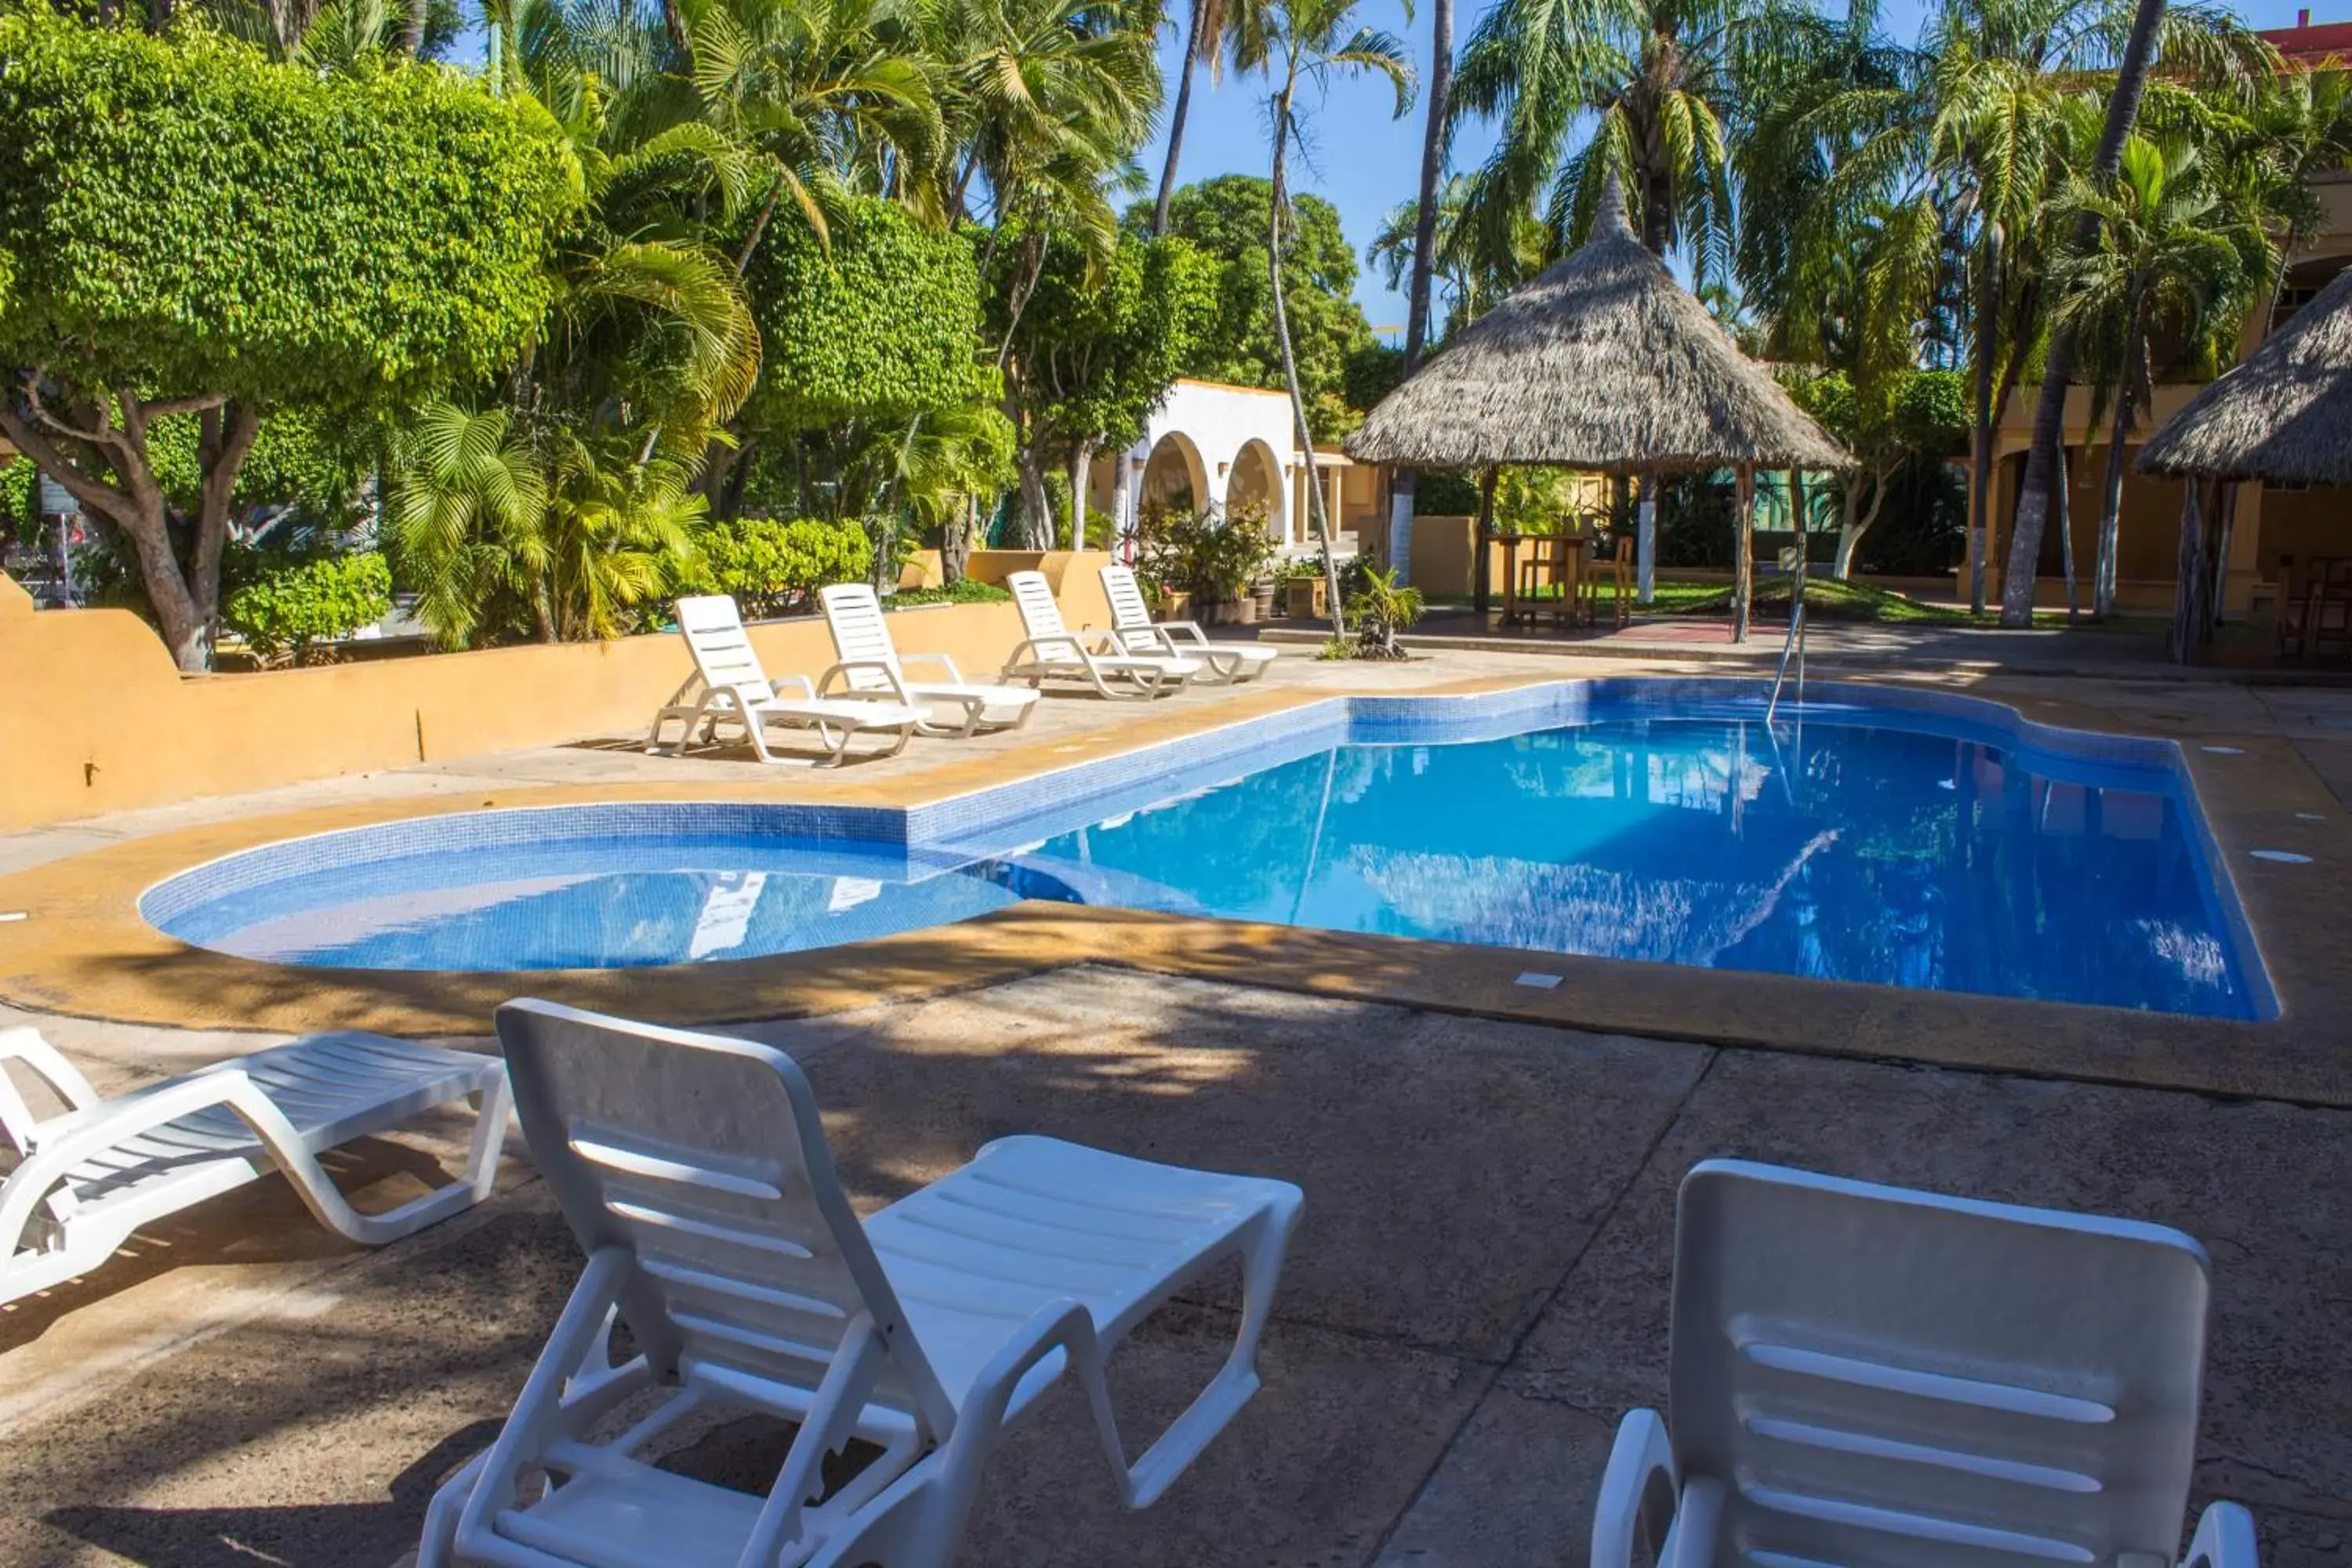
[1592,1159,2258,1568]
[1099,564,1279,685]
[0,1027,510,1305]
[999,570,1202,699]
[817,583,1040,738]
[418,1000,1301,1568]
[648,595,927,767]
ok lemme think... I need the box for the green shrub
[684,517,876,618]
[891,579,1011,606]
[1134,501,1278,600]
[223,549,392,665]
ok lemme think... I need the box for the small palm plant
[1345,566,1425,659]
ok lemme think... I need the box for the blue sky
[1141,0,2329,334]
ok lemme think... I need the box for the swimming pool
[141,682,2271,1018]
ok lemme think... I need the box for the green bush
[223,549,392,665]
[891,579,1011,606]
[684,517,876,618]
[1133,502,1279,600]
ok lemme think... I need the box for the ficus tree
[0,13,575,670]
[989,228,1220,547]
[738,195,996,523]
[1789,368,1970,578]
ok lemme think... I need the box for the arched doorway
[1225,438,1287,543]
[1141,432,1207,517]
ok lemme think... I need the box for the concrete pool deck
[2,644,2350,1564]
[0,968,2347,1567]
[2,644,2350,1103]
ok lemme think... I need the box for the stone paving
[0,969,2346,1567]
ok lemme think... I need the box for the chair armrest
[2181,1501,2259,1568]
[0,1028,102,1152]
[938,1301,1111,1512]
[1591,1408,1680,1568]
[898,650,965,684]
[817,660,912,702]
[1158,620,1214,648]
[764,674,817,701]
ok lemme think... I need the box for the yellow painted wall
[0,555,1121,833]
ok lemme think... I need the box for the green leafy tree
[738,195,995,522]
[1788,368,1969,579]
[0,14,575,669]
[1150,176,1383,434]
[2048,136,2265,617]
[991,229,1219,546]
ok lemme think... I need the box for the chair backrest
[1669,1160,2212,1568]
[1007,571,1080,657]
[496,1000,956,1438]
[819,583,906,693]
[674,594,776,705]
[1098,565,1152,633]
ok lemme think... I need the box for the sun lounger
[417,1000,1301,1568]
[1000,570,1202,699]
[648,595,927,766]
[1100,564,1279,684]
[1592,1159,2257,1568]
[0,1028,510,1305]
[817,583,1040,737]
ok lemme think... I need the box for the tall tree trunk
[1999,0,2169,626]
[1269,88,1347,637]
[1635,474,1657,604]
[1385,0,1456,586]
[2210,481,2240,630]
[2056,442,2077,621]
[395,0,425,55]
[1015,447,1056,550]
[1152,0,1207,237]
[2169,478,2206,662]
[1968,249,1999,615]
[1069,439,1094,550]
[0,387,253,672]
[2092,356,2140,619]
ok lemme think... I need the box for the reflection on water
[1020,719,2250,1018]
[176,714,2252,1015]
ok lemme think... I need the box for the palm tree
[1367,176,1544,335]
[1996,0,2278,624]
[1263,0,1414,631]
[2051,136,2266,616]
[1384,0,1452,584]
[1450,0,1739,274]
[1152,0,1272,234]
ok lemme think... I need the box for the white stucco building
[1084,379,1380,560]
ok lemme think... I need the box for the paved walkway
[0,969,2344,1567]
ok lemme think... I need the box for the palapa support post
[1733,464,1755,643]
[1474,466,1498,619]
[2169,479,2208,664]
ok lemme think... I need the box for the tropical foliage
[6,0,2349,660]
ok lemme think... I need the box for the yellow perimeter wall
[0,551,1120,833]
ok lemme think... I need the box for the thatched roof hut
[1344,176,1849,473]
[2137,267,2352,485]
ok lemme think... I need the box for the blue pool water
[143,694,2265,1018]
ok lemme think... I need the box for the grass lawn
[1426,576,2165,633]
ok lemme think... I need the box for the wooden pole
[1733,464,1755,643]
[1473,466,1498,618]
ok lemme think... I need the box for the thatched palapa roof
[1344,176,1849,474]
[2138,267,2352,485]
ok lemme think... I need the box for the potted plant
[1199,504,1277,624]
[1282,558,1328,619]
[1251,572,1280,622]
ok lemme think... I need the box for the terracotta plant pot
[1156,590,1193,621]
[1285,579,1328,619]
